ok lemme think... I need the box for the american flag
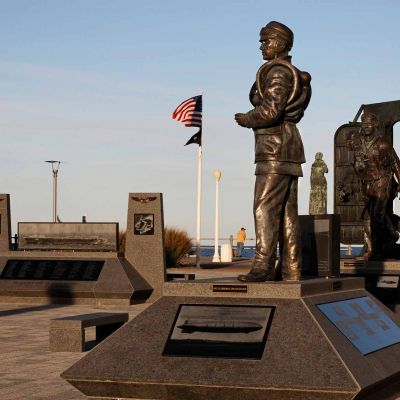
[172,95,202,145]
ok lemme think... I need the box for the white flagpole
[212,170,221,262]
[194,91,203,269]
[195,144,202,268]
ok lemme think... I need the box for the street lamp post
[212,169,221,262]
[45,161,62,223]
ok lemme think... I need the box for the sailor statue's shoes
[237,268,275,282]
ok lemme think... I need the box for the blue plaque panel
[317,296,400,355]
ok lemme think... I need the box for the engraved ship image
[177,319,262,334]
[24,235,108,246]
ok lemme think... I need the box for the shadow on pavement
[0,303,70,317]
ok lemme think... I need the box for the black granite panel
[0,259,104,281]
[163,304,274,359]
[300,214,340,277]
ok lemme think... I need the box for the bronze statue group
[235,21,400,283]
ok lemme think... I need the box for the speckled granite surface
[63,295,359,399]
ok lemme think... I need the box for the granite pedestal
[63,277,400,400]
[124,193,166,302]
[0,193,12,251]
[299,214,340,277]
[0,251,152,306]
[341,258,400,317]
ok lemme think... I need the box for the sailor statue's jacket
[244,56,311,176]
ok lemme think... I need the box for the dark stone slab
[0,259,104,281]
[299,214,340,278]
[51,312,129,328]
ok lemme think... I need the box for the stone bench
[166,273,195,281]
[50,312,129,352]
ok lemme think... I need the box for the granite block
[124,193,166,302]
[62,296,359,399]
[0,252,151,305]
[302,289,400,391]
[50,327,84,352]
[162,277,364,299]
[0,194,11,252]
[50,312,128,352]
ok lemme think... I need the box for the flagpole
[171,93,203,268]
[195,91,203,269]
[195,144,202,268]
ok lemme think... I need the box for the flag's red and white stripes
[172,95,202,128]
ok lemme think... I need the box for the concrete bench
[166,273,195,281]
[50,312,129,352]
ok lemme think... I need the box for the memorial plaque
[133,214,154,235]
[212,284,248,293]
[163,304,274,359]
[376,276,399,289]
[0,259,104,281]
[317,296,400,355]
[18,222,118,251]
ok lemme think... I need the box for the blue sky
[1,0,400,239]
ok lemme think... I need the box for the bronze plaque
[212,284,248,293]
[133,214,154,235]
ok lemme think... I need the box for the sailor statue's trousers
[253,173,301,280]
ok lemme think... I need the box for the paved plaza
[0,302,149,400]
[3,260,399,400]
[0,260,250,400]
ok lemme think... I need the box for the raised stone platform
[341,257,400,317]
[63,278,400,400]
[163,276,364,298]
[341,257,400,275]
[0,251,152,306]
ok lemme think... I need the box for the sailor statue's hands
[235,113,247,127]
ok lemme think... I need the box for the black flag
[185,128,202,146]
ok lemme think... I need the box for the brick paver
[0,302,149,400]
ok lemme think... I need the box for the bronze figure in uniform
[349,112,400,260]
[235,21,312,282]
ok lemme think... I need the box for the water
[196,246,363,258]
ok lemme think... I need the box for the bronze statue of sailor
[348,112,400,260]
[235,21,312,281]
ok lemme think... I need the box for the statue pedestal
[341,258,400,317]
[0,251,152,306]
[63,277,400,400]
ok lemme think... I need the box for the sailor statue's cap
[260,21,294,49]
